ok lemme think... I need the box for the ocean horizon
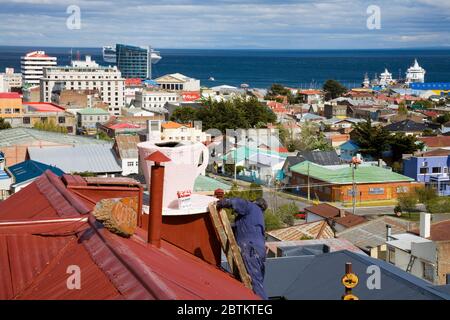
[1,46,449,89]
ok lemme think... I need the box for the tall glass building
[116,44,151,79]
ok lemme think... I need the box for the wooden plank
[208,203,236,275]
[208,203,253,290]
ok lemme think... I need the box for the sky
[0,0,449,49]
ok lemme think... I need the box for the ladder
[208,203,253,290]
[406,255,416,273]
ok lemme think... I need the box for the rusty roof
[0,171,257,300]
[410,220,450,242]
[267,220,334,241]
[419,136,450,148]
[305,203,367,228]
[114,135,140,159]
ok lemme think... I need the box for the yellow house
[0,92,23,118]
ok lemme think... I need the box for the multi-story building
[386,213,450,285]
[76,108,111,134]
[146,120,210,143]
[0,68,22,90]
[0,92,23,119]
[403,149,450,196]
[116,44,151,79]
[40,56,125,116]
[5,102,76,135]
[155,73,200,92]
[21,51,57,86]
[134,89,180,112]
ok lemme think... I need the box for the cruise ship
[102,45,162,64]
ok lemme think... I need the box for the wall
[437,241,450,285]
[291,172,420,202]
[121,157,139,176]
[0,97,22,118]
[404,155,449,183]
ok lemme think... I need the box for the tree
[398,102,408,115]
[390,133,424,162]
[350,118,391,159]
[170,106,198,123]
[0,118,11,130]
[286,122,333,152]
[436,113,450,125]
[173,97,276,133]
[323,79,347,101]
[397,190,419,214]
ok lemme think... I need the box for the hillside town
[1,47,450,301]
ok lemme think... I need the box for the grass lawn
[397,212,421,221]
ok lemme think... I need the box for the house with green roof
[288,161,421,203]
[76,108,111,133]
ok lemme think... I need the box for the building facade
[0,68,22,89]
[155,73,200,92]
[76,108,111,134]
[135,89,180,111]
[0,92,23,119]
[116,44,151,79]
[40,56,125,116]
[21,51,57,85]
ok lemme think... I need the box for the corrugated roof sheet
[337,216,411,250]
[28,145,122,174]
[267,220,334,241]
[410,219,450,241]
[114,135,140,159]
[0,171,258,300]
[291,161,414,184]
[264,250,450,300]
[0,128,110,147]
[8,160,65,185]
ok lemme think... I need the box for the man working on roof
[216,197,268,300]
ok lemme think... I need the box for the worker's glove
[216,199,227,210]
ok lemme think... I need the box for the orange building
[0,92,22,118]
[289,161,422,203]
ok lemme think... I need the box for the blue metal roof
[8,160,64,185]
[264,250,450,300]
[410,83,450,90]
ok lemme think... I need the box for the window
[127,162,134,167]
[432,167,441,174]
[422,161,428,167]
[369,187,384,195]
[420,167,429,174]
[23,117,30,124]
[347,188,358,196]
[58,116,65,124]
[4,108,11,114]
[396,186,409,193]
[422,262,434,282]
[388,247,395,264]
[14,108,21,113]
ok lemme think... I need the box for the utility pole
[307,162,311,203]
[351,156,361,215]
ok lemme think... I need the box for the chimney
[145,151,171,247]
[386,224,392,241]
[339,209,346,218]
[420,212,431,238]
[378,158,383,167]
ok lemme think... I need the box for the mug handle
[197,143,209,176]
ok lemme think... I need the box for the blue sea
[1,46,449,89]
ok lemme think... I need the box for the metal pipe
[148,162,164,247]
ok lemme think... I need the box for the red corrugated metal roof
[24,102,66,112]
[0,92,21,99]
[0,171,258,300]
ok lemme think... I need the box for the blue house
[7,160,65,192]
[403,149,450,196]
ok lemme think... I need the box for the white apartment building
[40,56,125,116]
[0,75,9,92]
[1,68,22,89]
[155,73,201,92]
[21,51,57,85]
[135,89,180,111]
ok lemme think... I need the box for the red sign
[182,91,201,102]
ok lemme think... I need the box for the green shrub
[425,197,450,214]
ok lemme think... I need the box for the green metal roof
[77,108,110,115]
[194,175,231,192]
[290,161,414,184]
[222,146,287,163]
